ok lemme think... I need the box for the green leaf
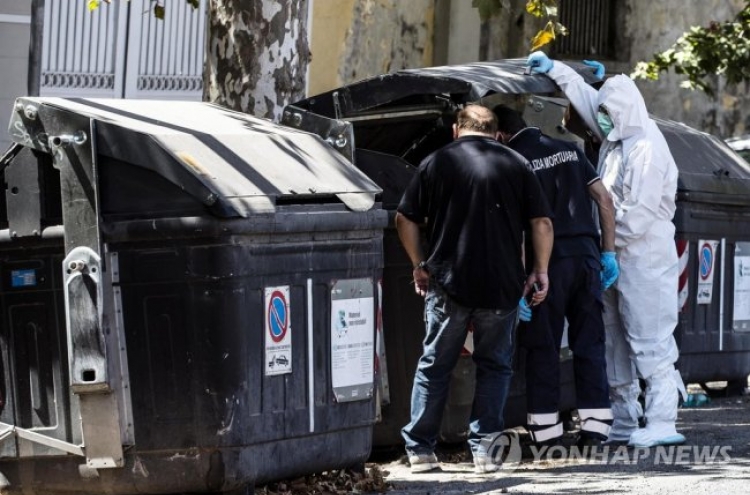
[187,0,199,8]
[153,4,165,19]
[88,0,100,11]
[633,1,750,96]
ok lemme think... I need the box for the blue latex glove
[526,51,553,74]
[518,297,532,322]
[601,251,619,290]
[583,59,605,80]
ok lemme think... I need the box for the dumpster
[661,120,750,389]
[283,59,598,447]
[0,97,387,494]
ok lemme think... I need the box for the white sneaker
[473,454,500,474]
[408,453,440,473]
[628,425,685,448]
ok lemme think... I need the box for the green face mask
[597,111,614,136]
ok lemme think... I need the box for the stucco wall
[623,0,748,137]
[308,0,434,95]
[0,0,31,151]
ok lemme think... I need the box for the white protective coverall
[546,62,687,447]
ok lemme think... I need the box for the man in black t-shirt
[396,104,553,474]
[494,104,616,447]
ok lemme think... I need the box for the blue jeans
[401,284,517,455]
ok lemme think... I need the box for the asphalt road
[378,390,750,495]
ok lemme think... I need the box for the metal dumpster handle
[63,246,109,393]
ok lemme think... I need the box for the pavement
[377,391,750,495]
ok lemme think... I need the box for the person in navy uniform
[494,104,617,446]
[397,104,553,473]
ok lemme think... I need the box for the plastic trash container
[282,59,600,447]
[660,119,750,387]
[0,97,387,494]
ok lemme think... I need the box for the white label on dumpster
[697,240,719,304]
[265,286,292,375]
[331,278,375,402]
[733,243,750,331]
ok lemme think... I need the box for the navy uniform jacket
[507,127,601,261]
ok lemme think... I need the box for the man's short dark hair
[493,104,527,135]
[456,104,498,135]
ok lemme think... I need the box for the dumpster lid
[17,98,381,214]
[655,117,750,201]
[291,59,601,116]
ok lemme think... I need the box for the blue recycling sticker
[11,269,37,288]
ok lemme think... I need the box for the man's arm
[395,212,429,297]
[547,62,603,141]
[527,216,554,304]
[588,179,616,252]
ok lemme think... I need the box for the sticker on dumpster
[11,269,37,288]
[265,286,292,375]
[733,242,750,331]
[697,240,719,304]
[331,278,374,402]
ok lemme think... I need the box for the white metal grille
[40,0,206,100]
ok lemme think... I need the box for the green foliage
[632,1,750,96]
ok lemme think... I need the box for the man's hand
[524,272,549,306]
[396,212,430,297]
[526,51,553,74]
[600,251,619,290]
[583,60,606,80]
[412,265,429,297]
[518,297,532,322]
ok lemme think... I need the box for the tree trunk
[204,0,311,120]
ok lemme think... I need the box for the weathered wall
[308,0,434,95]
[431,0,541,65]
[623,0,749,137]
[286,0,750,136]
[0,0,31,151]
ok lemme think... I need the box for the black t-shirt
[507,128,601,260]
[397,135,551,310]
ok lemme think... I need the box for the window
[555,0,617,59]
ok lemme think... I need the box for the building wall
[0,0,31,151]
[308,0,434,96]
[434,0,749,137]
[623,0,749,137]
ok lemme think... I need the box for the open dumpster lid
[8,98,381,215]
[291,59,600,118]
[287,57,750,205]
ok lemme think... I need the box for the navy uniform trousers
[520,255,612,443]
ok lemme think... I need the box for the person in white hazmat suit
[526,51,688,448]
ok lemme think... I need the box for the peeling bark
[204,0,311,120]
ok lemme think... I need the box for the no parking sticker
[265,286,292,375]
[697,240,718,304]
